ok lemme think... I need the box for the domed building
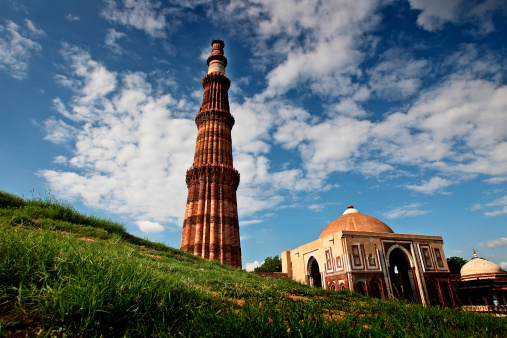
[281,206,456,306]
[454,250,507,307]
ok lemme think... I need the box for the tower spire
[207,39,227,74]
[180,39,241,267]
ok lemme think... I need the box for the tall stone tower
[180,39,241,267]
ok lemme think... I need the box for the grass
[1,190,506,337]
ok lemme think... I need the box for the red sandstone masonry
[181,39,242,268]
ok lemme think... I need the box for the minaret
[180,39,241,267]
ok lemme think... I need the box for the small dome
[461,254,506,280]
[319,206,394,238]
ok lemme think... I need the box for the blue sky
[1,0,506,271]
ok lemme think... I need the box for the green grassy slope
[1,190,506,337]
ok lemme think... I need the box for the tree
[254,255,282,273]
[447,256,467,274]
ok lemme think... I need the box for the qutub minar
[180,39,242,267]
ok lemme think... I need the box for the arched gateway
[388,247,417,301]
[307,256,321,288]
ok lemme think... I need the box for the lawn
[1,190,505,337]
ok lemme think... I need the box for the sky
[1,0,506,271]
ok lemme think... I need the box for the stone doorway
[307,256,322,288]
[388,248,417,301]
[370,279,383,299]
[356,282,367,296]
[428,280,442,306]
[441,281,453,307]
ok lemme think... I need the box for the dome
[319,206,394,238]
[460,252,506,280]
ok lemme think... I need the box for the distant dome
[319,206,394,238]
[461,253,506,281]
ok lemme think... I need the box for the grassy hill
[1,190,506,337]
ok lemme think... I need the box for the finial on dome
[343,205,359,215]
[473,249,478,259]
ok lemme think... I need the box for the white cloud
[206,5,507,201]
[273,107,375,183]
[236,183,285,216]
[43,117,76,144]
[40,45,198,226]
[101,0,169,38]
[37,2,507,235]
[211,0,382,98]
[500,262,507,270]
[53,156,67,164]
[383,203,428,219]
[231,99,275,155]
[328,98,368,118]
[42,44,304,229]
[136,220,164,233]
[368,48,428,99]
[264,35,357,97]
[308,204,324,211]
[301,117,372,175]
[66,14,80,21]
[484,196,507,216]
[58,43,117,119]
[471,203,482,211]
[105,28,126,54]
[245,260,261,272]
[485,177,507,184]
[0,19,44,79]
[408,0,505,33]
[207,1,507,202]
[230,53,507,202]
[452,250,463,254]
[443,44,503,79]
[356,161,394,177]
[372,76,507,176]
[233,95,387,196]
[406,177,451,194]
[479,237,507,248]
[232,98,331,208]
[240,219,263,227]
[233,97,370,195]
[408,0,460,31]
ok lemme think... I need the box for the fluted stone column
[181,39,241,267]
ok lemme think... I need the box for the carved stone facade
[282,206,456,306]
[181,39,241,267]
